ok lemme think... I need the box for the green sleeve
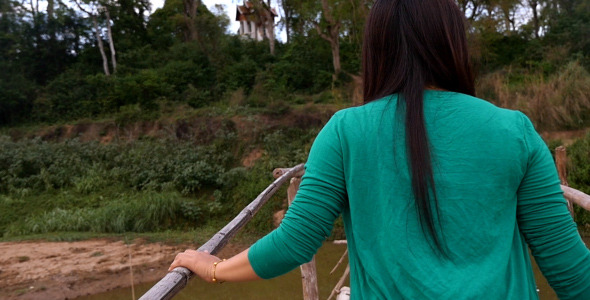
[516,115,590,300]
[248,114,347,279]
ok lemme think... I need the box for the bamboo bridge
[139,146,590,300]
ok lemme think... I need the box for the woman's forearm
[168,247,261,283]
[214,248,261,282]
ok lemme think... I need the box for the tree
[74,0,117,75]
[286,0,368,79]
[183,0,199,41]
[457,0,487,21]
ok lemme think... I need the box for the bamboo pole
[139,164,305,300]
[273,167,305,179]
[327,264,350,300]
[330,249,348,275]
[128,244,135,300]
[555,146,574,217]
[562,185,590,212]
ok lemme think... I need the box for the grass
[477,60,590,131]
[0,228,264,247]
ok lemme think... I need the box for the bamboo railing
[562,185,590,211]
[139,148,590,300]
[555,146,590,212]
[139,164,305,300]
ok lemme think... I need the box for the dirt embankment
[0,239,245,300]
[4,106,335,145]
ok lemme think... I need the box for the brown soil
[541,128,590,146]
[0,239,246,300]
[242,148,264,167]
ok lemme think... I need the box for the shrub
[157,59,214,102]
[113,69,173,110]
[0,137,237,196]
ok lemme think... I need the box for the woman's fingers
[168,253,186,271]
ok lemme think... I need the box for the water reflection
[79,237,589,300]
[78,243,349,300]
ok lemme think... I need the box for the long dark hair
[362,0,475,254]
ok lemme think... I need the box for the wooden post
[555,146,568,185]
[287,177,301,204]
[555,146,574,218]
[286,177,319,300]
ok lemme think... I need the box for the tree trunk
[315,0,341,77]
[47,0,54,19]
[92,14,110,76]
[268,19,275,55]
[528,0,540,38]
[73,0,109,75]
[29,0,38,18]
[264,0,275,54]
[47,0,56,41]
[331,35,341,76]
[183,0,199,42]
[469,1,483,21]
[104,7,117,74]
[285,14,291,43]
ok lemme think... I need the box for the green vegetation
[1,0,590,240]
[2,0,590,130]
[0,117,324,238]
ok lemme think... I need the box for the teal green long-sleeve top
[248,91,590,299]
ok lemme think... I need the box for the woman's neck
[425,86,446,91]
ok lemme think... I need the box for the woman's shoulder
[325,91,533,138]
[429,90,529,124]
[331,94,399,120]
[332,91,527,120]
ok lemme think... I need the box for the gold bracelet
[212,259,226,283]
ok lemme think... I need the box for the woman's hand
[168,248,261,283]
[168,249,221,283]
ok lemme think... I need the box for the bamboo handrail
[139,164,305,300]
[138,160,590,300]
[562,185,590,212]
[554,146,590,213]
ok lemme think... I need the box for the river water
[79,237,589,300]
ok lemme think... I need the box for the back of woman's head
[363,0,475,101]
[362,0,475,255]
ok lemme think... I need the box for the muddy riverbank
[0,239,246,300]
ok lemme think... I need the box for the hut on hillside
[236,1,278,41]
